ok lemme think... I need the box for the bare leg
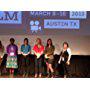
[46,62,50,77]
[49,64,54,73]
[48,64,54,78]
[39,73,42,78]
[9,69,13,78]
[35,73,38,78]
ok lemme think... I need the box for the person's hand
[0,56,3,59]
[58,60,61,64]
[23,53,27,57]
[47,54,50,57]
[45,54,48,59]
[66,61,70,65]
[37,53,41,59]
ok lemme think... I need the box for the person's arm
[58,51,63,64]
[16,45,18,55]
[67,48,72,61]
[44,47,47,54]
[27,45,31,55]
[6,45,9,54]
[2,46,4,53]
[34,51,41,59]
[33,45,38,56]
[44,47,49,58]
[40,46,44,55]
[21,45,24,55]
[66,48,72,65]
[1,46,5,58]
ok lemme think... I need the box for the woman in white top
[58,42,71,78]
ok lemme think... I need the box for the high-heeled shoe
[51,72,55,78]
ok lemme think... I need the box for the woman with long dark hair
[33,38,44,78]
[58,42,71,78]
[21,38,31,77]
[44,38,55,78]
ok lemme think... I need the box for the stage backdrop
[0,11,90,35]
[0,35,90,55]
[0,11,90,55]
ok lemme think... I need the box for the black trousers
[61,61,71,77]
[20,55,30,74]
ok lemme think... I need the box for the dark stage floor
[0,55,90,78]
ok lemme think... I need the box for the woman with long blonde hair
[33,38,44,78]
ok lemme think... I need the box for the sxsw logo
[0,11,22,24]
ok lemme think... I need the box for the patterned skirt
[6,56,18,69]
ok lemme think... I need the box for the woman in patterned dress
[6,38,18,77]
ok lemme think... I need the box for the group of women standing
[0,37,71,78]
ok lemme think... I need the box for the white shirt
[58,48,72,63]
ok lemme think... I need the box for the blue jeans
[35,56,43,74]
